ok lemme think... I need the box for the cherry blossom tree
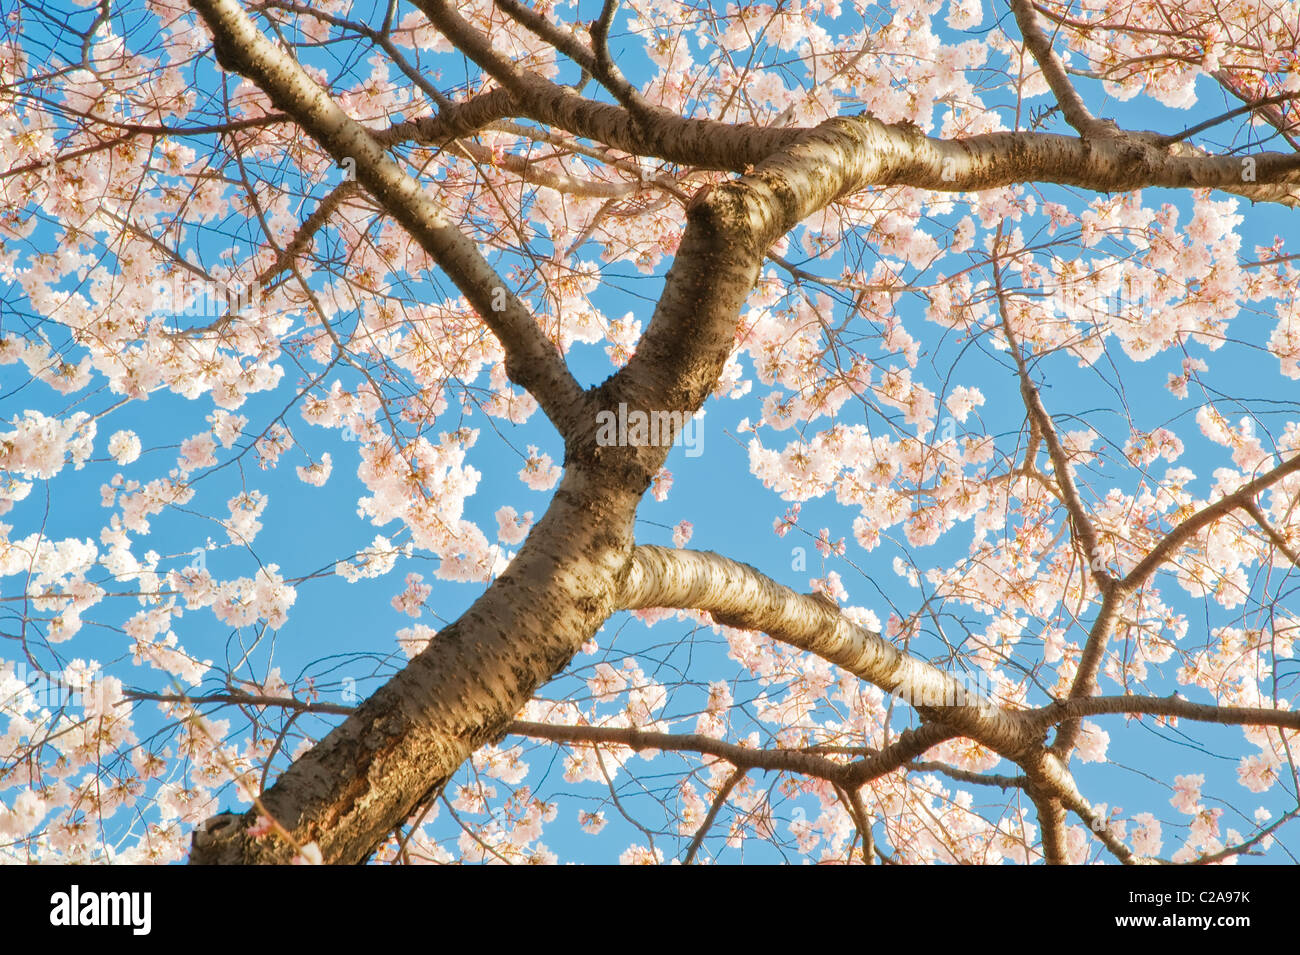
[2,0,1300,865]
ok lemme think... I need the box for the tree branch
[1022,748,1145,864]
[1028,788,1067,864]
[1120,452,1300,592]
[124,689,356,716]
[994,260,1130,757]
[907,762,1028,791]
[835,783,874,864]
[994,253,1114,593]
[1243,499,1300,567]
[1009,0,1109,137]
[587,0,653,128]
[506,720,855,782]
[846,722,961,786]
[362,0,1300,206]
[493,0,598,73]
[684,765,746,864]
[1032,695,1300,732]
[188,0,589,438]
[620,545,1037,757]
[1190,807,1300,864]
[375,87,519,146]
[446,138,642,197]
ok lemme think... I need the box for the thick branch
[188,0,588,436]
[1023,749,1143,864]
[620,546,1037,758]
[1052,588,1123,756]
[493,0,598,74]
[1028,789,1067,864]
[836,784,874,864]
[1009,0,1108,137]
[908,762,1027,791]
[588,0,652,126]
[409,0,802,171]
[448,138,640,197]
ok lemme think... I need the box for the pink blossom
[1075,722,1109,763]
[391,572,432,618]
[396,624,438,658]
[650,467,673,502]
[178,432,217,472]
[495,505,533,545]
[809,571,848,603]
[814,528,844,557]
[618,843,663,865]
[774,504,800,537]
[296,453,332,486]
[108,430,141,465]
[1236,753,1277,793]
[1170,774,1204,815]
[945,385,985,423]
[519,446,561,491]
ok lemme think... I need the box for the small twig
[683,766,747,864]
[1158,93,1300,145]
